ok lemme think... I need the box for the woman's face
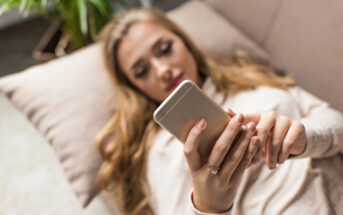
[117,21,203,103]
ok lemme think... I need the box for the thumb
[184,119,207,171]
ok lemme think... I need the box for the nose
[151,58,172,82]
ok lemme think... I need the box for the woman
[96,8,343,215]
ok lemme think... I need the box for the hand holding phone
[154,80,260,213]
[153,80,232,157]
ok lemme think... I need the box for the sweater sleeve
[288,86,343,158]
[187,190,232,215]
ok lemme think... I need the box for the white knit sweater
[101,78,343,215]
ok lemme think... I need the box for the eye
[159,40,172,56]
[135,65,149,78]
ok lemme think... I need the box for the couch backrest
[205,0,343,112]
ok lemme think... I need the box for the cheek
[173,44,197,73]
[136,80,167,102]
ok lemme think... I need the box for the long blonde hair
[96,8,295,215]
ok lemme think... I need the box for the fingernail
[227,107,235,114]
[270,164,276,170]
[196,119,206,129]
[234,113,243,123]
[247,122,256,131]
[251,137,260,146]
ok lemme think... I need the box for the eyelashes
[134,40,173,79]
[135,65,149,78]
[159,40,172,56]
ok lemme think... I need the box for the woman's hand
[243,111,307,170]
[183,111,260,213]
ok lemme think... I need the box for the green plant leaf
[77,0,88,35]
[19,0,29,13]
[0,3,9,15]
[89,0,112,15]
[41,0,47,7]
[88,3,111,41]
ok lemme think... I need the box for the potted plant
[0,0,154,62]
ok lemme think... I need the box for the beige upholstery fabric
[205,0,281,44]
[206,0,343,112]
[265,0,343,113]
[168,0,270,62]
[0,0,269,207]
[0,43,116,206]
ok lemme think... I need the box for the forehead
[117,21,175,72]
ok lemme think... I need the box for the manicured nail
[251,137,260,146]
[247,122,256,131]
[196,119,206,129]
[226,107,235,114]
[234,113,243,123]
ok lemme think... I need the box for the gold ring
[206,162,219,175]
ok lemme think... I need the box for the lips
[166,73,184,91]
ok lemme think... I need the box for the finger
[207,113,244,173]
[278,120,303,163]
[242,113,260,125]
[184,119,207,171]
[230,136,260,184]
[219,122,257,179]
[241,112,260,165]
[267,116,291,169]
[225,108,236,118]
[261,138,268,158]
[252,111,277,163]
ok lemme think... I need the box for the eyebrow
[130,37,164,70]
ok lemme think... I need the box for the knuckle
[283,140,294,149]
[230,152,240,161]
[183,147,192,157]
[267,110,277,118]
[272,138,282,147]
[257,126,268,134]
[228,119,242,129]
[280,115,290,124]
[214,143,227,154]
[294,120,304,130]
[224,123,240,137]
[190,126,202,137]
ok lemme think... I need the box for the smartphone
[153,80,232,158]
